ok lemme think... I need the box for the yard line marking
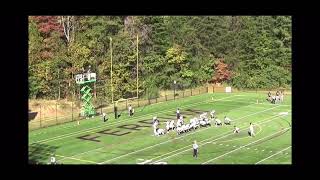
[98,106,284,164]
[41,152,98,164]
[255,146,292,164]
[202,128,291,164]
[56,154,98,164]
[216,100,290,106]
[31,95,240,144]
[59,146,105,162]
[150,113,286,164]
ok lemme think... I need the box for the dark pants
[103,117,108,122]
[129,110,133,116]
[193,149,198,157]
[177,113,180,119]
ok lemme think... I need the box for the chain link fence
[28,86,209,131]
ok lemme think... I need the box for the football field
[29,92,291,164]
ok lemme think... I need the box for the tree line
[28,16,291,102]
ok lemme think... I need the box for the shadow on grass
[29,143,59,164]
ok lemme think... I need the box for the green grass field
[28,92,291,164]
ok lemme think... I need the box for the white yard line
[217,100,291,107]
[255,146,291,164]
[58,147,105,162]
[202,128,291,164]
[55,154,99,164]
[30,95,241,144]
[98,105,284,164]
[41,152,99,164]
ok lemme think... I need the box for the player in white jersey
[224,116,231,125]
[50,154,56,164]
[193,141,199,158]
[215,118,222,127]
[248,122,255,137]
[210,110,216,119]
[280,91,284,102]
[176,108,181,119]
[233,125,240,133]
[128,105,133,116]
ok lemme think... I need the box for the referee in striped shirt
[193,140,199,158]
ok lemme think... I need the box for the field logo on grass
[76,108,204,142]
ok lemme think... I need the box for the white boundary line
[30,95,242,144]
[55,154,99,164]
[97,105,284,164]
[217,100,291,106]
[202,127,291,164]
[255,146,291,164]
[152,113,286,164]
[40,152,99,164]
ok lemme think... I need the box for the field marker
[31,95,240,144]
[255,146,291,164]
[202,128,291,164]
[98,106,284,164]
[150,114,286,164]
